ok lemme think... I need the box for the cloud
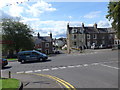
[2,0,56,17]
[26,1,56,17]
[0,10,13,19]
[97,20,111,28]
[68,16,72,19]
[22,20,82,38]
[84,11,101,19]
[8,5,24,17]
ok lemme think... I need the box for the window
[23,53,31,56]
[87,34,90,39]
[74,35,77,39]
[74,29,77,33]
[46,49,49,54]
[45,43,49,47]
[93,34,97,39]
[32,52,39,56]
[72,29,77,33]
[74,42,77,45]
[102,40,105,45]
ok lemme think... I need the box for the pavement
[1,71,63,89]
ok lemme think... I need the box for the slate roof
[33,36,52,44]
[69,26,115,34]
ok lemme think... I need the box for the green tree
[2,19,34,55]
[106,1,120,39]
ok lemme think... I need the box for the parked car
[53,50,61,54]
[91,45,99,49]
[0,58,8,67]
[17,50,48,63]
[99,44,107,49]
[112,44,120,50]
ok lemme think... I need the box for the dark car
[0,58,8,67]
[17,50,48,63]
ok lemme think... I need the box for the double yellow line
[32,73,76,90]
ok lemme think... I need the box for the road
[2,49,119,88]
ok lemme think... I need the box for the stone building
[34,32,53,54]
[67,23,115,53]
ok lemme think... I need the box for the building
[67,23,115,53]
[34,32,53,54]
[53,38,66,48]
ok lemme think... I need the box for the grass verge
[0,78,20,89]
[7,58,18,61]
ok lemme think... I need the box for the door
[30,52,39,61]
[24,53,31,61]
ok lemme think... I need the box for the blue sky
[1,0,111,38]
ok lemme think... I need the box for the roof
[68,26,115,34]
[33,36,52,44]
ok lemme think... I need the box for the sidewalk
[63,49,112,55]
[1,71,62,89]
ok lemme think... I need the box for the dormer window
[72,28,77,33]
[93,34,97,39]
[74,29,77,33]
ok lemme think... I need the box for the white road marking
[83,64,88,66]
[100,64,119,70]
[75,65,82,67]
[51,68,58,70]
[25,71,33,73]
[91,63,99,65]
[16,71,24,74]
[67,66,75,68]
[16,61,119,74]
[59,67,66,69]
[42,69,50,71]
[34,70,41,72]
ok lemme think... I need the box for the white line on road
[59,67,66,69]
[83,64,89,66]
[51,68,59,70]
[16,71,24,74]
[91,63,99,65]
[42,69,50,71]
[75,65,82,67]
[100,64,119,70]
[15,61,119,74]
[34,70,41,72]
[25,71,33,73]
[67,66,75,68]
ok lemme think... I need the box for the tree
[2,19,34,55]
[106,1,120,39]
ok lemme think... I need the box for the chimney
[50,32,52,39]
[94,23,97,29]
[67,23,69,28]
[82,23,84,28]
[37,32,40,38]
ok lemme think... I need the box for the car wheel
[39,58,43,62]
[21,60,25,64]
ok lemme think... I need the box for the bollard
[9,71,11,78]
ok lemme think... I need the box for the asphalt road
[2,49,119,88]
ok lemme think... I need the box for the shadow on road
[21,59,52,64]
[2,66,12,70]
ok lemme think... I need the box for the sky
[0,0,112,38]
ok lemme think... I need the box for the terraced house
[67,23,115,53]
[34,32,53,54]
